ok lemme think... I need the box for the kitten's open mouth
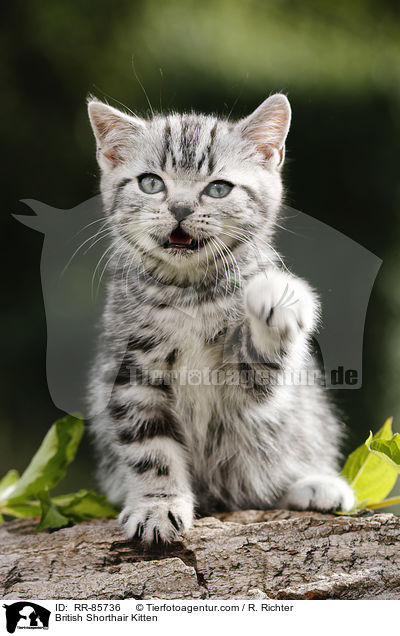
[163,227,206,250]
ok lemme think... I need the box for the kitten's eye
[204,180,233,198]
[138,173,165,194]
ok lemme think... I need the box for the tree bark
[1,510,399,600]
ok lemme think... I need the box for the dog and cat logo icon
[3,602,50,633]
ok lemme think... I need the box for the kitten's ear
[87,99,146,171]
[239,94,291,166]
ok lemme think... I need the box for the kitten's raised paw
[119,495,193,544]
[245,270,317,342]
[279,474,355,512]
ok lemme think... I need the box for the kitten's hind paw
[119,495,194,544]
[279,474,355,513]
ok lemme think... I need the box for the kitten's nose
[170,203,194,222]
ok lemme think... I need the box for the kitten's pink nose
[170,203,194,222]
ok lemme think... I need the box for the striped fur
[87,94,354,544]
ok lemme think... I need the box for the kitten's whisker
[207,240,219,296]
[220,226,282,272]
[273,221,300,236]
[83,227,123,255]
[91,86,137,117]
[210,238,230,296]
[201,241,210,284]
[83,217,146,264]
[91,241,116,299]
[237,227,289,274]
[119,228,151,294]
[214,236,241,293]
[109,240,128,286]
[131,56,154,117]
[263,241,290,274]
[94,235,129,298]
[218,229,276,272]
[61,222,115,277]
[213,236,240,293]
[213,236,233,287]
[95,248,120,299]
[124,252,136,297]
[74,215,110,237]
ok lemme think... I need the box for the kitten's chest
[165,319,227,444]
[156,304,228,370]
[172,329,223,407]
[132,303,237,442]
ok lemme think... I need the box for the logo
[3,603,50,634]
[14,196,381,410]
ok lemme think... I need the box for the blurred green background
[2,0,400,498]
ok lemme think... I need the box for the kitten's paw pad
[119,496,193,544]
[280,475,354,512]
[245,271,316,338]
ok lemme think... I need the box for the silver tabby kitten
[87,93,354,544]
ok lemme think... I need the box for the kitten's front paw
[279,474,355,512]
[119,495,194,544]
[245,270,317,347]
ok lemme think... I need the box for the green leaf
[2,501,42,519]
[341,418,398,509]
[0,469,20,500]
[368,495,400,510]
[35,491,70,532]
[5,414,84,504]
[34,489,117,532]
[0,415,118,531]
[368,434,400,472]
[53,489,118,521]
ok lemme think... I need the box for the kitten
[87,93,354,544]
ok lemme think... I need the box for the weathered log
[1,510,399,600]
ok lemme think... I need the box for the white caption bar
[1,599,398,634]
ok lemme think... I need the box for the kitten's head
[88,94,290,283]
